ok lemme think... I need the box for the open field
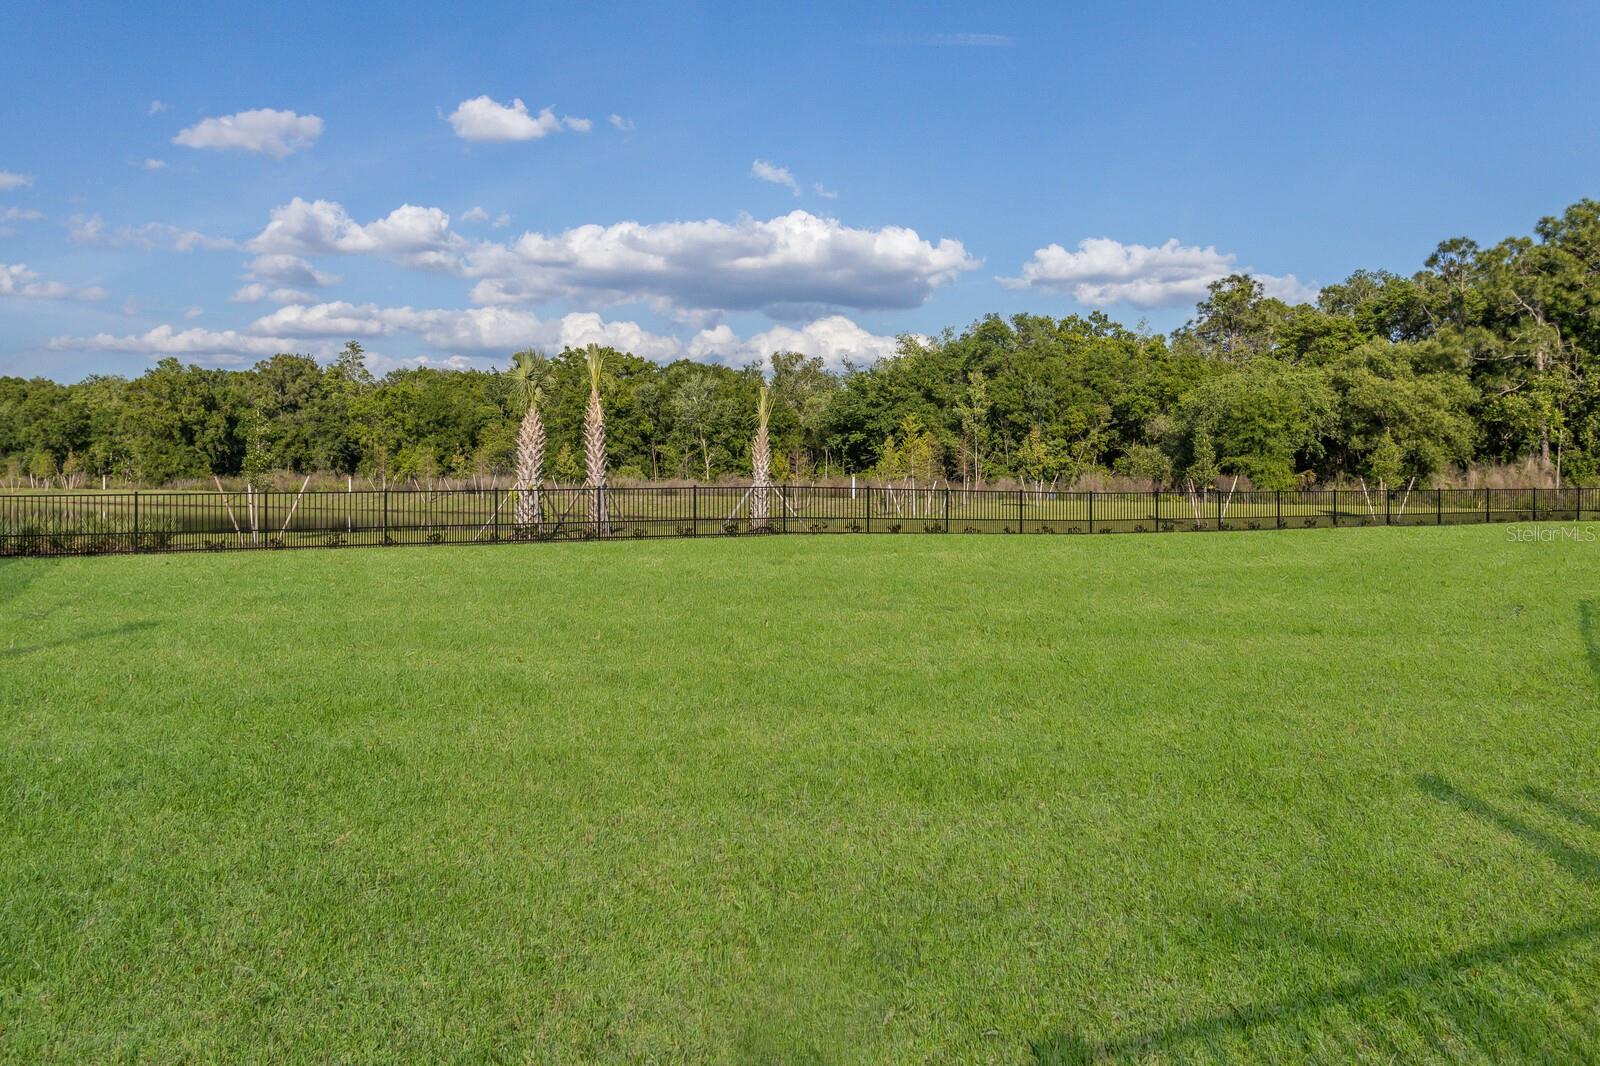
[3,525,1599,1061]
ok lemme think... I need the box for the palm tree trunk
[751,425,770,530]
[585,386,607,530]
[513,402,544,531]
[750,387,771,531]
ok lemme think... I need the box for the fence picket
[0,484,1588,557]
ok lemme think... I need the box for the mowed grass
[3,525,1599,1062]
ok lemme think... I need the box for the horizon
[4,1,1600,384]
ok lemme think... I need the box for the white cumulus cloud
[0,207,44,222]
[230,283,316,305]
[447,96,588,142]
[69,214,236,251]
[463,209,978,315]
[51,296,906,371]
[47,325,311,363]
[1,263,106,301]
[999,237,1316,308]
[246,253,339,288]
[248,198,462,270]
[690,315,906,369]
[461,206,490,223]
[0,171,34,191]
[752,159,800,195]
[173,109,323,158]
[245,199,974,316]
[239,300,684,361]
[608,113,634,131]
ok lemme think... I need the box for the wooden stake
[278,474,313,535]
[213,475,243,544]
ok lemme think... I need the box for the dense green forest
[6,200,1599,489]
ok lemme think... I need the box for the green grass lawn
[3,524,1599,1062]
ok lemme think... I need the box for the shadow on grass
[1525,787,1600,836]
[0,619,157,660]
[1580,600,1600,687]
[1031,918,1600,1063]
[1031,778,1600,1063]
[1419,775,1600,885]
[0,556,59,610]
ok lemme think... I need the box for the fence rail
[0,485,1593,557]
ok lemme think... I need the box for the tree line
[5,199,1599,490]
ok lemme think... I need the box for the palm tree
[507,350,551,532]
[750,385,772,531]
[583,346,608,532]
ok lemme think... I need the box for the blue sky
[3,0,1598,381]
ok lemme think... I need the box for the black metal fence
[0,485,1594,557]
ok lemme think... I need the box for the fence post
[1088,489,1094,533]
[1436,488,1442,526]
[1154,485,1161,531]
[1532,486,1538,522]
[1017,487,1024,533]
[865,486,872,534]
[1215,486,1222,531]
[1275,489,1282,530]
[1385,487,1391,525]
[132,490,140,552]
[598,485,605,538]
[780,484,787,534]
[1331,487,1338,527]
[691,483,697,536]
[1485,488,1491,524]
[382,486,389,543]
[944,487,950,531]
[493,488,501,542]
